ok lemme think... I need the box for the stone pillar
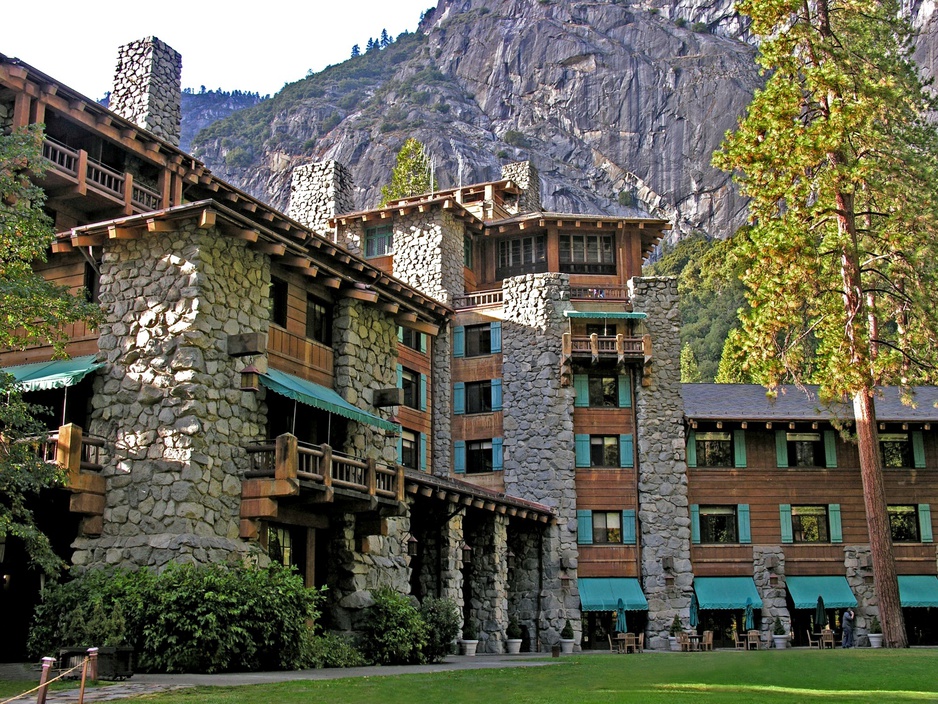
[754,546,789,642]
[439,512,466,610]
[629,276,690,649]
[392,211,465,305]
[109,37,182,146]
[500,272,578,649]
[466,513,510,653]
[288,161,355,240]
[845,545,877,645]
[430,327,451,477]
[500,161,542,214]
[508,527,542,652]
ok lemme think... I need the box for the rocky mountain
[178,89,267,152]
[187,0,938,241]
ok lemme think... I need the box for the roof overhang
[329,196,483,234]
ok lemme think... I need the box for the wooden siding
[453,355,503,382]
[457,472,505,494]
[577,546,640,577]
[574,408,635,435]
[268,326,333,387]
[453,412,503,441]
[690,545,754,577]
[575,469,637,508]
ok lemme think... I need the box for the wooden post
[589,333,599,360]
[274,433,298,482]
[642,334,653,364]
[123,172,134,214]
[86,647,98,682]
[56,423,83,487]
[12,92,30,129]
[395,465,405,502]
[76,150,88,196]
[562,332,572,358]
[366,458,377,496]
[321,443,333,491]
[36,657,54,704]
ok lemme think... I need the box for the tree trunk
[853,391,907,647]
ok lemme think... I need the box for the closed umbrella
[689,592,699,629]
[815,595,827,629]
[616,598,628,633]
[744,597,754,631]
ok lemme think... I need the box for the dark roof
[682,384,938,422]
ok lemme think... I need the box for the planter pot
[772,635,789,650]
[58,646,133,681]
[506,638,523,654]
[461,639,479,656]
[669,636,681,652]
[560,638,575,654]
[868,633,884,648]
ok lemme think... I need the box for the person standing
[842,608,855,648]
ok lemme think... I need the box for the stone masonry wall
[501,273,578,649]
[754,546,789,644]
[629,276,691,649]
[845,545,877,645]
[500,161,542,214]
[430,328,451,477]
[75,227,267,568]
[393,210,465,305]
[109,37,182,146]
[288,160,355,239]
[467,513,510,653]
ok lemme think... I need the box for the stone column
[630,276,690,649]
[440,512,466,609]
[754,546,789,642]
[466,513,510,653]
[287,161,355,240]
[845,545,877,645]
[109,37,182,146]
[500,161,542,214]
[508,527,542,651]
[430,327,452,477]
[392,211,465,305]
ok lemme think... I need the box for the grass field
[6,649,934,704]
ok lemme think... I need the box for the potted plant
[867,616,883,648]
[461,620,479,656]
[559,619,576,654]
[772,617,789,649]
[669,614,683,651]
[506,618,523,654]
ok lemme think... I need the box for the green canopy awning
[260,368,399,432]
[3,355,103,392]
[578,578,648,611]
[563,311,647,319]
[694,577,763,610]
[786,576,857,609]
[898,575,938,607]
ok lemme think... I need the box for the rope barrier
[0,658,88,704]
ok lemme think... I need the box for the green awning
[578,578,647,611]
[3,355,103,392]
[694,577,763,610]
[260,368,399,433]
[563,311,647,319]
[898,575,938,607]
[786,576,857,609]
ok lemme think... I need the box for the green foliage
[680,344,703,383]
[224,146,254,169]
[691,22,709,33]
[301,632,367,668]
[506,618,523,640]
[462,618,477,640]
[869,616,882,634]
[773,617,786,636]
[503,130,530,148]
[361,588,428,665]
[418,597,460,663]
[618,189,635,207]
[674,17,687,28]
[670,614,683,635]
[560,620,574,640]
[379,138,437,206]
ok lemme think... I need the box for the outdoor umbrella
[744,597,754,631]
[616,598,628,633]
[815,595,827,629]
[689,592,699,629]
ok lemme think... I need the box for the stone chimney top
[288,160,355,241]
[109,37,182,147]
[500,161,542,214]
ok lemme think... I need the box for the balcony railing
[453,289,504,309]
[131,182,162,211]
[23,427,105,473]
[42,138,78,176]
[562,333,651,362]
[568,287,630,302]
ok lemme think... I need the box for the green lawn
[5,649,929,704]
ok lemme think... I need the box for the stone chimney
[501,161,542,214]
[288,160,355,240]
[109,37,182,147]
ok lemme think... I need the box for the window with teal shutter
[824,430,838,468]
[575,434,590,468]
[776,431,789,468]
[738,504,751,544]
[453,383,465,415]
[454,326,465,358]
[492,437,504,471]
[618,373,632,408]
[490,321,502,353]
[397,434,404,465]
[419,373,427,411]
[686,429,697,468]
[420,333,427,354]
[396,364,403,389]
[621,509,636,544]
[780,504,793,543]
[573,375,589,407]
[577,509,593,545]
[619,434,634,468]
[919,504,934,543]
[912,431,926,468]
[419,432,427,471]
[733,429,747,468]
[491,378,503,411]
[829,504,843,543]
[454,441,466,474]
[690,504,700,544]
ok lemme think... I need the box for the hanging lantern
[240,363,260,392]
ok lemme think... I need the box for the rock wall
[630,276,690,649]
[392,210,465,305]
[500,161,542,214]
[466,513,510,652]
[845,545,877,645]
[754,546,788,643]
[288,160,355,239]
[109,37,182,147]
[430,329,452,477]
[75,227,267,568]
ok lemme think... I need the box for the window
[454,379,502,415]
[365,225,393,258]
[454,437,503,474]
[791,506,830,543]
[699,506,738,544]
[777,430,836,468]
[889,505,920,542]
[401,368,419,409]
[590,435,619,467]
[266,524,307,578]
[496,235,547,278]
[695,432,732,467]
[464,235,473,268]
[881,433,912,468]
[576,434,633,468]
[400,429,418,470]
[398,327,427,353]
[573,373,631,408]
[83,262,99,303]
[558,233,616,274]
[592,511,622,544]
[269,277,288,327]
[454,322,502,358]
[585,324,616,338]
[306,295,332,345]
[589,377,618,407]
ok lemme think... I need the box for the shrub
[773,617,786,635]
[462,619,477,640]
[224,146,253,169]
[560,620,574,640]
[692,22,709,33]
[674,17,687,28]
[504,130,529,148]
[302,632,367,668]
[361,588,428,665]
[669,614,683,635]
[419,597,460,663]
[869,616,882,633]
[507,618,523,640]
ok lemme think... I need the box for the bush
[507,618,523,640]
[773,617,786,635]
[419,597,460,663]
[302,632,367,668]
[361,588,428,665]
[560,619,574,640]
[669,614,683,635]
[674,17,687,28]
[691,22,709,33]
[504,130,530,148]
[224,146,253,169]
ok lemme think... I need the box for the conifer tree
[366,38,375,52]
[380,29,391,48]
[351,44,361,58]
[680,344,703,384]
[713,0,938,647]
[380,138,437,206]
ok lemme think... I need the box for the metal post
[36,657,54,704]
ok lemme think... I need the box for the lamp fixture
[404,534,418,557]
[240,362,260,392]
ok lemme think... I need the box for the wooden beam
[147,219,174,233]
[71,234,105,247]
[378,301,399,315]
[281,255,313,269]
[198,210,217,229]
[251,241,287,256]
[342,287,379,303]
[222,225,259,242]
[396,311,418,323]
[108,225,138,240]
[320,277,342,289]
[51,240,74,254]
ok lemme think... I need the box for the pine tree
[380,29,391,48]
[379,138,437,206]
[713,0,938,647]
[680,344,703,384]
[366,38,375,52]
[351,44,361,58]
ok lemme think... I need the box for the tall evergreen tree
[380,138,437,206]
[366,38,376,52]
[380,29,391,48]
[713,0,938,647]
[351,44,361,58]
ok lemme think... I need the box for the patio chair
[636,633,644,653]
[623,633,637,653]
[608,634,620,653]
[747,630,762,650]
[821,629,835,649]
[701,630,714,651]
[678,632,691,652]
[806,630,820,649]
[734,631,746,650]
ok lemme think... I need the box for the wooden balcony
[562,332,651,364]
[453,289,504,310]
[568,287,630,303]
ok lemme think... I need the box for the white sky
[0,0,435,100]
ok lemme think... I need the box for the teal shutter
[454,326,465,358]
[577,509,593,545]
[419,333,427,354]
[919,504,934,543]
[829,504,843,543]
[738,504,751,544]
[573,375,589,407]
[397,434,404,464]
[575,434,590,468]
[690,504,700,544]
[619,434,634,468]
[776,430,789,468]
[419,432,427,471]
[492,437,503,470]
[686,429,697,468]
[397,326,404,343]
[453,382,465,415]
[824,430,838,468]
[490,321,502,353]
[621,509,636,544]
[618,374,632,408]
[419,373,427,411]
[491,378,503,411]
[396,364,403,389]
[454,441,466,474]
[780,504,793,543]
[734,429,747,468]
[912,431,926,468]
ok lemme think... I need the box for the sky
[0,0,435,100]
